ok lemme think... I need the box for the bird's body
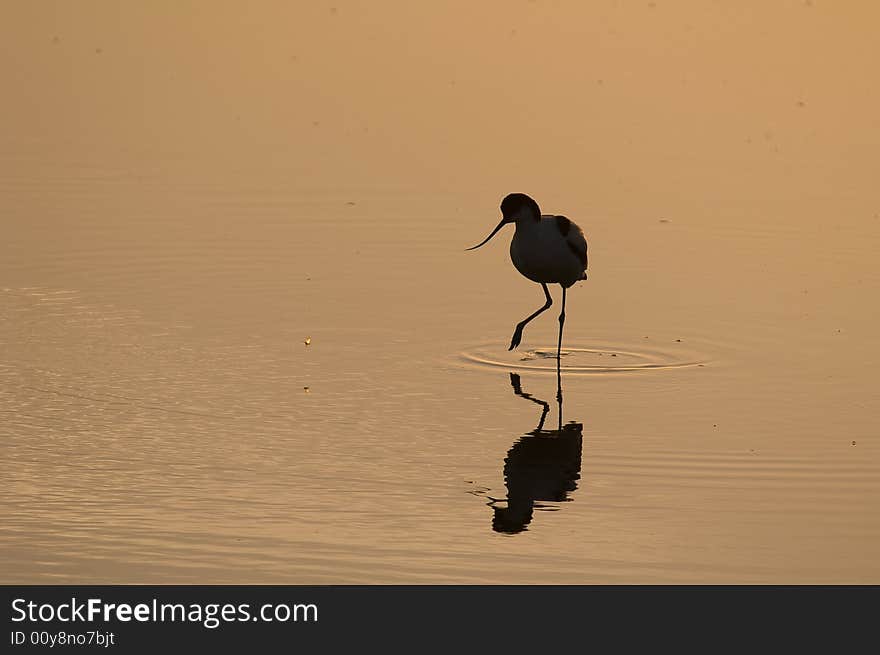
[467,193,589,359]
[509,214,588,288]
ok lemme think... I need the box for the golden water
[2,2,879,582]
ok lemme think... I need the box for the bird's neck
[514,213,543,234]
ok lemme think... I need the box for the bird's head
[500,193,541,223]
[466,193,541,251]
[491,499,534,534]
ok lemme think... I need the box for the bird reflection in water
[489,372,583,534]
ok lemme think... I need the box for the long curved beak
[466,218,509,251]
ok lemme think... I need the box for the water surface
[2,2,879,583]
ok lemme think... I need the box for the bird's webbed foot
[509,325,524,351]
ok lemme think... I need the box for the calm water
[2,3,879,583]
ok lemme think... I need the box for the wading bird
[467,193,589,359]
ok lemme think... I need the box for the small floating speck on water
[852,441,856,446]
[304,337,311,346]
[676,339,682,342]
[610,353,617,357]
[304,386,310,393]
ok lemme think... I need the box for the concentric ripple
[459,341,707,375]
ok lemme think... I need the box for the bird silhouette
[468,193,589,358]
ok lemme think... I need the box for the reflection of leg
[509,373,550,432]
[556,359,563,429]
[509,283,552,350]
[509,372,525,396]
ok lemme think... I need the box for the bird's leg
[509,283,552,351]
[556,286,567,361]
[555,286,566,408]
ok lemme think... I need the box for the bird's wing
[551,215,588,269]
[568,224,588,269]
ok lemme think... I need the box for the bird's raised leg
[509,283,552,351]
